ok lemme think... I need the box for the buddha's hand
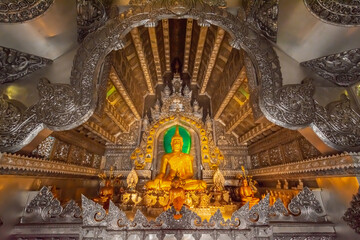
[153,178,162,187]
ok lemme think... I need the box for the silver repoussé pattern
[304,0,360,27]
[0,46,52,84]
[0,0,54,23]
[301,48,360,87]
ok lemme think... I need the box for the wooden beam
[51,130,105,155]
[148,27,163,84]
[109,66,141,120]
[16,128,53,155]
[162,19,171,72]
[191,26,208,84]
[183,19,193,73]
[83,121,116,143]
[200,28,225,94]
[239,121,276,144]
[130,27,155,94]
[214,67,247,120]
[104,101,130,133]
[298,127,338,155]
[225,100,252,134]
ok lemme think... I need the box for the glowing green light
[163,126,191,154]
[106,86,116,98]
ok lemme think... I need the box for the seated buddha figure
[145,126,207,192]
[239,178,259,207]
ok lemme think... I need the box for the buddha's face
[171,137,183,152]
[243,179,248,187]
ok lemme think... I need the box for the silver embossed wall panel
[301,48,360,87]
[0,46,52,84]
[0,0,54,23]
[243,0,279,42]
[304,0,360,27]
[77,0,108,42]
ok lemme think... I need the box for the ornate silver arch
[0,0,54,23]
[0,1,358,152]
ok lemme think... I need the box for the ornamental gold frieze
[249,152,360,180]
[200,28,225,94]
[183,19,194,73]
[130,27,155,94]
[0,153,99,176]
[148,26,164,83]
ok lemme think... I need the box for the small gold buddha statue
[166,175,186,211]
[239,178,259,207]
[145,125,207,192]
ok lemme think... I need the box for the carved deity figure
[239,178,259,207]
[94,180,114,210]
[213,168,225,192]
[145,126,207,191]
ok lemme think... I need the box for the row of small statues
[94,171,260,211]
[276,179,304,190]
[262,190,299,208]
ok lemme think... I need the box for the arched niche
[151,121,202,180]
[2,1,356,153]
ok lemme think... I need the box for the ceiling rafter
[109,66,141,120]
[191,25,209,84]
[183,19,193,73]
[83,121,117,143]
[104,101,130,133]
[225,100,252,134]
[200,28,225,94]
[130,27,155,94]
[51,130,105,155]
[214,66,247,120]
[162,19,171,72]
[148,26,163,84]
[238,121,276,144]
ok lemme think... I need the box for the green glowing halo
[163,125,191,154]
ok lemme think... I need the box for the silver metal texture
[301,48,360,87]
[343,187,360,234]
[0,0,54,23]
[243,0,279,42]
[23,186,82,223]
[78,187,332,239]
[77,0,108,42]
[303,0,360,27]
[0,46,52,84]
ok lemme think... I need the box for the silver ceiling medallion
[0,0,54,23]
[303,0,360,27]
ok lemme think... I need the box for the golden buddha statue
[166,175,186,209]
[238,166,259,208]
[239,178,259,207]
[145,125,207,192]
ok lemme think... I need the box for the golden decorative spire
[172,125,182,140]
